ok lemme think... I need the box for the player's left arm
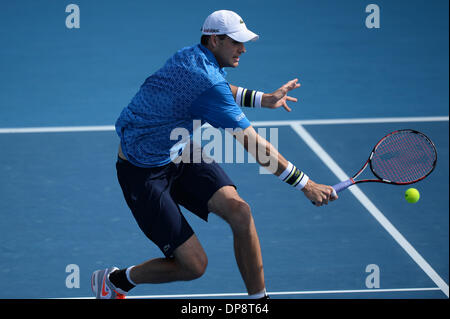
[229,79,300,112]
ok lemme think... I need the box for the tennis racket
[313,129,437,205]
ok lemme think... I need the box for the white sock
[248,288,267,299]
[125,265,137,286]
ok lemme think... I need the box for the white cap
[201,10,259,43]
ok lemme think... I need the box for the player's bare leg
[129,234,208,284]
[208,185,265,295]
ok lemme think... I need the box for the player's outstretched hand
[262,78,301,112]
[302,179,337,206]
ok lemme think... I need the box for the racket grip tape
[311,178,354,205]
[332,178,354,194]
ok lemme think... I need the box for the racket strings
[371,131,436,183]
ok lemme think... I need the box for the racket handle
[311,178,354,205]
[332,178,354,194]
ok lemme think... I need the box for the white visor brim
[227,29,259,42]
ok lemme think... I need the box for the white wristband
[235,86,264,108]
[279,161,309,190]
[278,162,294,181]
[254,91,264,108]
[295,173,309,190]
[235,87,244,106]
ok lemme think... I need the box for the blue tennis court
[0,0,448,299]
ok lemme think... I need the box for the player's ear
[211,34,225,49]
[210,34,218,48]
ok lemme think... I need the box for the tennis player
[91,10,337,299]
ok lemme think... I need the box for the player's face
[213,35,246,68]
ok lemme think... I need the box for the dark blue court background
[0,0,448,127]
[0,0,448,299]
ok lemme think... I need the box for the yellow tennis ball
[405,188,420,203]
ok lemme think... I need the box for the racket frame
[333,129,437,192]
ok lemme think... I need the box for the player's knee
[174,235,208,281]
[185,255,208,280]
[226,199,253,232]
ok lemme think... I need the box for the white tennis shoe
[91,267,126,299]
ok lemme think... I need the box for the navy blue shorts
[116,153,235,258]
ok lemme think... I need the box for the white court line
[126,287,441,299]
[0,116,448,133]
[63,287,441,299]
[252,116,449,127]
[290,124,449,298]
[0,125,115,134]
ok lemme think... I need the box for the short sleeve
[191,82,251,130]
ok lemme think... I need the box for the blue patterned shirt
[115,44,250,167]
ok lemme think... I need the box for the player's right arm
[233,125,337,206]
[192,83,335,206]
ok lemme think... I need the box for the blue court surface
[0,1,448,299]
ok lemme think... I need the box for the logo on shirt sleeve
[235,112,245,122]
